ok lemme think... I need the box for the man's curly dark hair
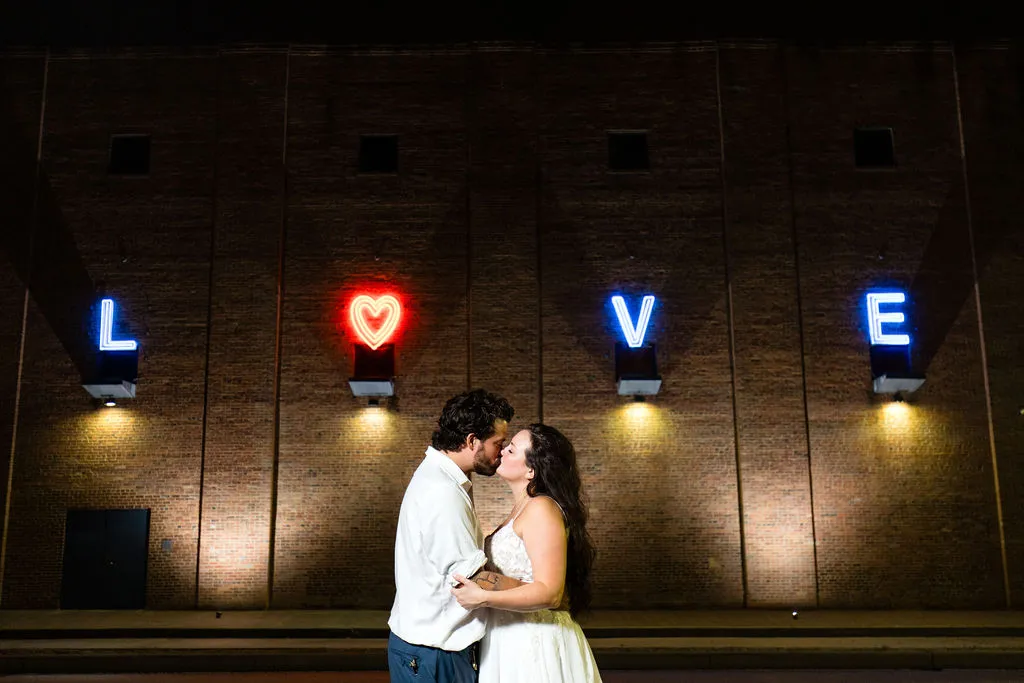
[431,389,514,452]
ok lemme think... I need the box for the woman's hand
[451,573,489,610]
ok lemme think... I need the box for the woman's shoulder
[522,495,567,526]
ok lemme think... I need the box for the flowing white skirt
[479,608,602,683]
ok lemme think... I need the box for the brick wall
[0,56,44,582]
[2,53,217,608]
[0,44,1020,611]
[786,47,1003,608]
[197,50,287,609]
[719,46,816,607]
[955,47,1024,607]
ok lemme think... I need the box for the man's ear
[464,433,478,450]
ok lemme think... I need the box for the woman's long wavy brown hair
[523,423,596,617]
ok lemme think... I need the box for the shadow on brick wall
[0,87,97,382]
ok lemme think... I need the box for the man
[388,388,518,683]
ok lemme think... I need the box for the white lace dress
[479,520,602,683]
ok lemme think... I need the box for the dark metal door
[60,509,150,609]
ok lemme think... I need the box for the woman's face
[496,429,533,483]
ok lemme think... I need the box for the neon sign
[866,291,910,346]
[98,298,138,351]
[611,295,656,348]
[349,294,402,350]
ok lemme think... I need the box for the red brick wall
[466,48,542,534]
[0,44,1020,611]
[271,51,473,608]
[719,46,817,607]
[2,53,218,608]
[786,47,1004,608]
[0,56,44,591]
[197,50,288,609]
[537,47,743,608]
[955,47,1024,609]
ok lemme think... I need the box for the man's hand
[451,573,489,610]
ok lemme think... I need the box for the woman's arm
[468,569,525,591]
[452,497,566,612]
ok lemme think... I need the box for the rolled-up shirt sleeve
[422,485,487,587]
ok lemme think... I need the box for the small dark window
[108,134,151,175]
[359,135,399,174]
[608,131,650,171]
[854,128,895,168]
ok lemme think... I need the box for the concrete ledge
[4,641,1024,674]
[4,610,1024,674]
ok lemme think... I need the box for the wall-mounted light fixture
[610,294,661,396]
[83,298,139,405]
[347,293,401,400]
[866,290,924,395]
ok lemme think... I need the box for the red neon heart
[349,294,401,350]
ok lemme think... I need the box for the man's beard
[472,446,499,476]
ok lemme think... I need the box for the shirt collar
[425,446,473,492]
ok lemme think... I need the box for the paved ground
[4,671,1024,682]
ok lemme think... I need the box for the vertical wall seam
[535,52,544,424]
[780,46,822,607]
[267,47,291,610]
[951,47,1011,608]
[0,50,49,607]
[465,52,474,391]
[715,44,749,608]
[193,50,222,609]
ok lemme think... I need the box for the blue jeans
[388,632,478,683]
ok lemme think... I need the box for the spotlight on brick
[615,342,661,396]
[349,343,395,399]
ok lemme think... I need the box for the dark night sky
[0,1,1015,47]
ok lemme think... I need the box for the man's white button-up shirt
[388,447,488,651]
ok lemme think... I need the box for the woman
[451,424,601,682]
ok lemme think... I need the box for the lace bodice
[484,523,534,583]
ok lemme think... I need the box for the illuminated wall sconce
[82,298,139,405]
[349,344,396,398]
[347,293,401,399]
[611,294,661,396]
[615,342,661,396]
[866,290,925,395]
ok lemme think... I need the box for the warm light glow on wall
[880,401,913,431]
[359,405,390,430]
[610,401,668,448]
[335,407,395,448]
[98,298,138,351]
[87,406,136,432]
[623,400,654,424]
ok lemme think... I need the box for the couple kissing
[388,389,602,683]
